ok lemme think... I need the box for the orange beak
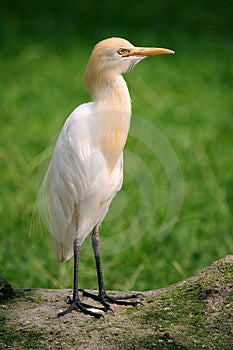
[122,47,175,57]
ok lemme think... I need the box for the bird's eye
[117,48,130,57]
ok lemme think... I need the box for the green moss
[0,321,44,349]
[122,258,233,349]
[120,333,188,350]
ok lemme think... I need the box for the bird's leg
[80,225,143,310]
[58,238,104,318]
[92,225,110,309]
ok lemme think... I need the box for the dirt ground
[0,256,232,349]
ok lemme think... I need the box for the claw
[58,299,105,318]
[80,290,143,308]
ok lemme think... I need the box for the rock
[0,256,232,349]
[0,275,14,302]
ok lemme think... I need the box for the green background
[0,1,232,291]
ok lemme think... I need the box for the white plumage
[49,102,124,262]
[36,37,174,317]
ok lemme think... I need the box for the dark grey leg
[58,238,104,318]
[80,226,143,309]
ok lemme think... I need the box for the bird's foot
[79,289,143,310]
[57,296,105,318]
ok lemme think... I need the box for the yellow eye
[117,48,130,56]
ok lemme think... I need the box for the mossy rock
[0,276,14,302]
[0,256,232,349]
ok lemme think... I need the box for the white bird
[42,37,174,317]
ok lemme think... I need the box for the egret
[43,37,174,317]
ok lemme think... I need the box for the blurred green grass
[0,1,232,291]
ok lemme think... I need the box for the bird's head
[85,37,174,95]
